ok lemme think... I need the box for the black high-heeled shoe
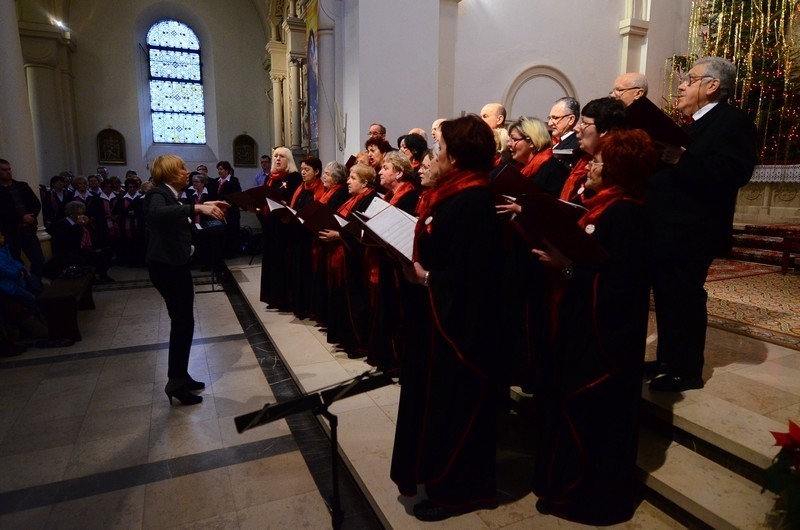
[165,380,203,405]
[186,376,206,391]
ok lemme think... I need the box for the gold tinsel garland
[663,0,800,164]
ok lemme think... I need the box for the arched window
[146,20,206,144]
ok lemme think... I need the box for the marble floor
[0,258,796,528]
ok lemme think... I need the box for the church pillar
[619,0,650,73]
[271,73,285,147]
[19,24,79,182]
[0,1,39,189]
[289,58,302,151]
[316,0,338,163]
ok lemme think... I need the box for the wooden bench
[37,273,95,341]
[780,235,800,274]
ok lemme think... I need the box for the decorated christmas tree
[663,0,800,164]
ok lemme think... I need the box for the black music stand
[235,370,395,529]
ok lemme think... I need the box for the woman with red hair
[530,129,658,525]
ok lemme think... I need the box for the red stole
[290,178,324,209]
[319,184,343,204]
[559,154,591,201]
[337,188,374,218]
[267,171,288,186]
[385,182,414,206]
[578,185,640,229]
[414,169,488,260]
[519,148,554,179]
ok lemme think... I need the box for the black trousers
[148,261,194,379]
[651,255,713,379]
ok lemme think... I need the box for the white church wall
[339,0,441,157]
[643,0,692,107]
[69,0,270,178]
[451,0,625,120]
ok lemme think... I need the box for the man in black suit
[547,97,580,170]
[646,57,757,392]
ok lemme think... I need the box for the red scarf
[290,178,324,209]
[519,148,554,179]
[385,181,415,206]
[337,188,375,218]
[559,154,591,201]
[578,185,641,229]
[267,170,288,185]
[319,184,343,204]
[414,169,488,260]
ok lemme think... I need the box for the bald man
[609,73,648,107]
[408,127,428,142]
[480,103,506,129]
[431,118,446,145]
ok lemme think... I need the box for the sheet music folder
[626,97,693,147]
[225,186,285,213]
[491,163,541,203]
[296,201,347,233]
[514,193,609,266]
[350,205,417,264]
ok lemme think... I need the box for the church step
[741,223,800,238]
[728,247,799,268]
[638,425,777,530]
[731,233,785,251]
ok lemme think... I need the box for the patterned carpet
[706,258,781,282]
[705,269,800,350]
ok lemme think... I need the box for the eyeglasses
[587,160,604,170]
[577,120,596,129]
[509,136,529,145]
[368,131,383,137]
[547,114,572,123]
[680,74,714,86]
[609,87,639,97]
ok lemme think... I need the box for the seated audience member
[0,230,41,314]
[530,129,658,525]
[560,97,628,203]
[49,201,115,283]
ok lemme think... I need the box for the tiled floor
[1,259,796,528]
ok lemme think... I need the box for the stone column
[316,0,338,163]
[0,2,39,189]
[289,58,302,151]
[271,74,285,147]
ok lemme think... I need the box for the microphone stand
[234,370,396,529]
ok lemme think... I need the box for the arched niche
[503,65,578,120]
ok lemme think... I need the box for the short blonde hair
[150,155,186,186]
[493,127,510,153]
[509,117,552,152]
[271,147,298,173]
[349,163,376,186]
[381,151,413,181]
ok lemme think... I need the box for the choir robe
[259,171,302,308]
[287,179,325,318]
[366,183,418,372]
[391,177,501,509]
[113,193,145,266]
[41,188,74,229]
[182,188,224,269]
[532,199,649,525]
[324,189,377,354]
[95,192,120,247]
[309,185,349,325]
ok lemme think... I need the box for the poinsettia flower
[770,420,800,448]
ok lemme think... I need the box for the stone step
[638,425,777,530]
[731,233,785,251]
[728,247,799,267]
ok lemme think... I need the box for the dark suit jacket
[646,102,757,259]
[0,180,41,238]
[208,176,242,224]
[144,185,195,266]
[552,132,580,170]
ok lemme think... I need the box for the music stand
[235,370,395,529]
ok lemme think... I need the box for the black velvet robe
[309,186,349,325]
[532,200,649,525]
[259,172,302,308]
[391,184,501,509]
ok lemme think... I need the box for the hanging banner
[306,0,320,154]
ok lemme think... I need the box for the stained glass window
[147,20,205,144]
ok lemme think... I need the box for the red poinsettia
[764,420,800,528]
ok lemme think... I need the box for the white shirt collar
[693,101,719,122]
